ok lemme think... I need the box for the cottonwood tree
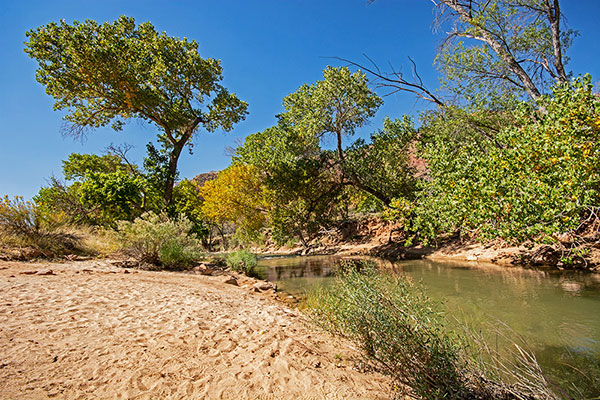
[280,67,396,203]
[434,0,575,102]
[233,125,344,247]
[351,0,574,106]
[25,16,248,206]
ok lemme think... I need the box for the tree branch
[330,55,446,107]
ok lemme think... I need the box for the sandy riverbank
[0,260,391,399]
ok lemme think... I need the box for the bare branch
[330,55,446,107]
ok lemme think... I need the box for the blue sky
[1,0,599,199]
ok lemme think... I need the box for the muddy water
[256,256,600,397]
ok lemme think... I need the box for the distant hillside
[191,171,218,187]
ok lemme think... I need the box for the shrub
[225,249,257,276]
[307,260,560,400]
[116,212,203,269]
[415,76,600,246]
[0,195,85,258]
[158,239,202,269]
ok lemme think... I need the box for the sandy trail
[0,260,390,399]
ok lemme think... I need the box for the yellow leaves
[200,164,266,231]
[589,115,600,131]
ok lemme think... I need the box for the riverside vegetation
[2,1,599,398]
[307,260,591,400]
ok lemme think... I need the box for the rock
[252,281,277,292]
[36,269,55,276]
[192,264,213,276]
[531,245,560,266]
[466,254,478,261]
[19,270,38,275]
[111,259,138,268]
[223,276,238,286]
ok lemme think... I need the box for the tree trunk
[443,0,542,100]
[336,131,345,162]
[546,0,568,82]
[164,142,184,207]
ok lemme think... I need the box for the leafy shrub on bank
[307,261,559,400]
[415,76,600,245]
[225,249,257,276]
[116,212,203,269]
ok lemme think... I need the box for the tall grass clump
[307,260,561,400]
[0,195,88,258]
[225,249,257,276]
[116,212,203,269]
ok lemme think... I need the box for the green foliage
[25,16,248,205]
[224,249,258,276]
[158,239,202,269]
[35,151,149,226]
[415,76,600,244]
[35,178,89,224]
[234,124,344,246]
[172,178,207,237]
[115,212,203,269]
[230,67,411,245]
[79,170,146,222]
[143,142,171,205]
[435,0,576,104]
[345,117,417,203]
[382,197,415,245]
[62,153,131,180]
[280,66,382,142]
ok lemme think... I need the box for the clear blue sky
[1,0,599,199]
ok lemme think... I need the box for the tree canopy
[435,0,575,104]
[25,16,248,205]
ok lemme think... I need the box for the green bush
[415,76,600,246]
[224,249,257,276]
[307,261,559,400]
[116,212,203,269]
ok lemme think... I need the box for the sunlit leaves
[200,164,267,234]
[416,76,600,243]
[25,16,248,204]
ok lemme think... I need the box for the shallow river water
[256,255,600,397]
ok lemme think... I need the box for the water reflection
[256,255,600,396]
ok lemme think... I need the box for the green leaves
[25,16,248,205]
[280,66,382,140]
[415,76,600,245]
[435,0,576,105]
[345,116,417,204]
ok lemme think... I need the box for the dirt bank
[0,260,391,399]
[255,216,600,271]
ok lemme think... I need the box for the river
[256,255,600,397]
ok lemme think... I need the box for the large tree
[279,67,395,203]
[434,0,575,102]
[25,16,248,206]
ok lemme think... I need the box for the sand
[0,260,391,399]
